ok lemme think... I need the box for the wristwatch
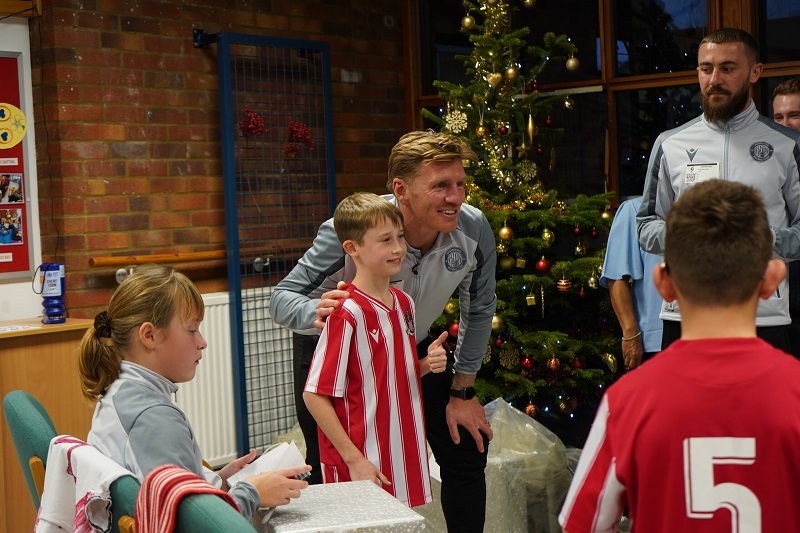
[449,386,476,400]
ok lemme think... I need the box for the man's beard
[702,82,751,123]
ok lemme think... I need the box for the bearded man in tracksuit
[637,28,800,352]
[271,130,497,533]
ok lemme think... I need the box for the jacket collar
[703,99,759,132]
[119,360,178,397]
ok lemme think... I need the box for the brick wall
[30,0,407,317]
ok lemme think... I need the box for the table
[262,480,425,532]
[0,317,94,533]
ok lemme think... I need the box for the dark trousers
[293,332,489,533]
[661,320,792,354]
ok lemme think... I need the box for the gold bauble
[496,242,508,254]
[499,256,516,271]
[522,0,536,7]
[487,72,503,87]
[574,241,587,256]
[498,225,514,241]
[476,124,489,137]
[491,314,503,331]
[564,97,574,110]
[461,15,475,29]
[505,65,519,81]
[566,56,580,72]
[444,300,458,315]
[527,114,536,141]
[541,227,555,244]
[587,274,599,289]
[486,0,499,5]
[600,210,613,222]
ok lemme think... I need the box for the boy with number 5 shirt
[560,180,800,532]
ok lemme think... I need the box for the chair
[2,390,138,533]
[176,493,259,532]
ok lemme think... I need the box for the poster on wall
[0,54,32,278]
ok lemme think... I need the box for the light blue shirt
[601,197,663,353]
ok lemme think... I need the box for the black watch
[449,386,476,400]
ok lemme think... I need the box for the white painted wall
[0,18,43,320]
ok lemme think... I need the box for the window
[410,0,800,202]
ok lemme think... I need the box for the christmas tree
[423,0,619,447]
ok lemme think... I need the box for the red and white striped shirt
[305,283,431,507]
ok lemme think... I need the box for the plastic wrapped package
[416,398,573,533]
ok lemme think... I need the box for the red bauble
[495,337,504,346]
[571,359,585,369]
[547,356,561,371]
[579,287,586,299]
[545,116,553,126]
[525,402,538,417]
[448,322,459,338]
[536,145,544,155]
[590,227,599,239]
[535,256,551,274]
[531,80,540,91]
[521,356,534,371]
[573,225,581,236]
[498,125,509,135]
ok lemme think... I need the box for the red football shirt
[305,283,431,507]
[560,337,800,532]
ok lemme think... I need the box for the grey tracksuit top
[270,194,498,375]
[637,100,800,325]
[87,361,260,519]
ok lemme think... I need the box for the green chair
[175,493,259,532]
[2,390,138,533]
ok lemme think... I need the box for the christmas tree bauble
[547,356,561,371]
[525,402,538,417]
[499,256,516,270]
[496,242,508,254]
[587,275,598,289]
[448,321,459,338]
[571,359,585,369]
[487,72,503,87]
[476,124,489,137]
[557,277,572,292]
[498,124,510,135]
[444,300,457,314]
[590,227,599,239]
[461,15,475,29]
[566,56,580,71]
[522,0,536,7]
[541,228,555,244]
[521,356,533,371]
[505,66,519,81]
[491,314,503,331]
[601,352,618,373]
[573,225,581,236]
[498,225,514,240]
[535,256,551,274]
[574,241,587,256]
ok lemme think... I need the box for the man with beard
[637,28,800,351]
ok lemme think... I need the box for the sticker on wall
[0,103,27,149]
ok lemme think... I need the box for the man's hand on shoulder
[314,280,350,330]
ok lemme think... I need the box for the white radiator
[175,291,238,468]
[174,290,297,469]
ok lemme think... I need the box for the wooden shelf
[0,1,42,18]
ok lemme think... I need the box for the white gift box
[263,480,425,533]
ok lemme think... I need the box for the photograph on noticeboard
[0,207,23,245]
[0,173,23,203]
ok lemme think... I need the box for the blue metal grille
[213,32,335,455]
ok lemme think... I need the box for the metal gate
[196,30,335,456]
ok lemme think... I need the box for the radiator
[174,290,297,469]
[175,291,238,468]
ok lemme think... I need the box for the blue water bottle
[39,263,66,324]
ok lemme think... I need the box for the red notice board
[0,54,32,278]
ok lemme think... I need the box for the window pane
[546,91,607,198]
[612,0,707,77]
[616,85,701,197]
[758,1,800,64]
[517,0,601,84]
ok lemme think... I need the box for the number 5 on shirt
[683,437,762,532]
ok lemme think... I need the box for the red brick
[52,65,102,84]
[173,227,210,245]
[81,86,127,104]
[187,142,221,159]
[84,123,126,141]
[59,141,110,160]
[168,194,209,211]
[151,177,187,193]
[131,229,171,248]
[76,12,120,30]
[83,160,127,178]
[143,35,182,54]
[168,160,207,176]
[142,1,181,19]
[123,52,165,71]
[127,125,168,142]
[100,68,143,86]
[104,106,149,123]
[152,212,190,228]
[62,197,86,215]
[129,194,168,212]
[128,159,168,176]
[121,16,162,34]
[168,125,208,142]
[143,71,185,90]
[101,32,143,51]
[110,213,150,231]
[148,107,187,124]
[88,232,131,250]
[104,177,148,194]
[189,176,222,193]
[50,27,100,47]
[190,210,224,227]
[86,196,128,214]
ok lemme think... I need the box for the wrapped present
[263,480,424,533]
[415,398,572,533]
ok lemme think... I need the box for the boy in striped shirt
[303,192,448,507]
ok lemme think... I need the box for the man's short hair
[665,180,772,306]
[700,27,760,64]
[387,130,477,191]
[333,192,404,245]
[773,77,800,98]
